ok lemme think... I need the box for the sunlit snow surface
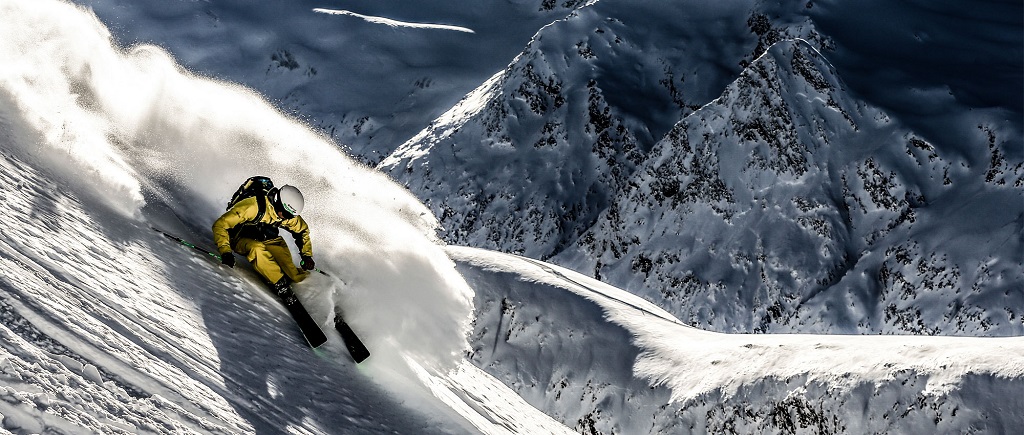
[0,0,566,433]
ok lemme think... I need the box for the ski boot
[272,278,299,306]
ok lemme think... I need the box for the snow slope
[0,1,571,433]
[0,148,453,433]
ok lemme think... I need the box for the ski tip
[349,345,370,363]
[334,320,370,363]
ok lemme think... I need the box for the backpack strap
[247,186,278,224]
[252,193,267,224]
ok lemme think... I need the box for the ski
[274,285,329,348]
[335,313,370,363]
[151,227,327,348]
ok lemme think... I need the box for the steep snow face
[452,247,1024,435]
[559,38,1023,336]
[0,0,486,423]
[0,148,469,434]
[381,0,831,260]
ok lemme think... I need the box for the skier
[212,182,316,295]
[206,177,369,357]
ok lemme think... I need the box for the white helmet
[274,185,304,217]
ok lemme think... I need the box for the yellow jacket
[212,196,313,257]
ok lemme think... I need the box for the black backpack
[226,176,280,240]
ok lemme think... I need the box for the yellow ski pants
[234,236,308,285]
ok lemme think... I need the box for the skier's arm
[281,216,313,258]
[212,199,258,255]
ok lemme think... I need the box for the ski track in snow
[313,8,475,34]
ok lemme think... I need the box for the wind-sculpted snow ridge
[560,38,1023,336]
[381,0,830,260]
[451,246,1024,435]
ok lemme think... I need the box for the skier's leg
[234,238,286,285]
[264,237,309,283]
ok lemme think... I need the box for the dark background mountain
[379,0,1023,335]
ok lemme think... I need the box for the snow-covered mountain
[559,38,1023,336]
[2,0,1022,434]
[380,0,832,260]
[381,0,1023,336]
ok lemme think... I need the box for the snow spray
[0,0,474,405]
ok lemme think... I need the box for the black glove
[220,253,235,268]
[300,255,315,271]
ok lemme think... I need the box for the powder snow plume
[0,0,473,399]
